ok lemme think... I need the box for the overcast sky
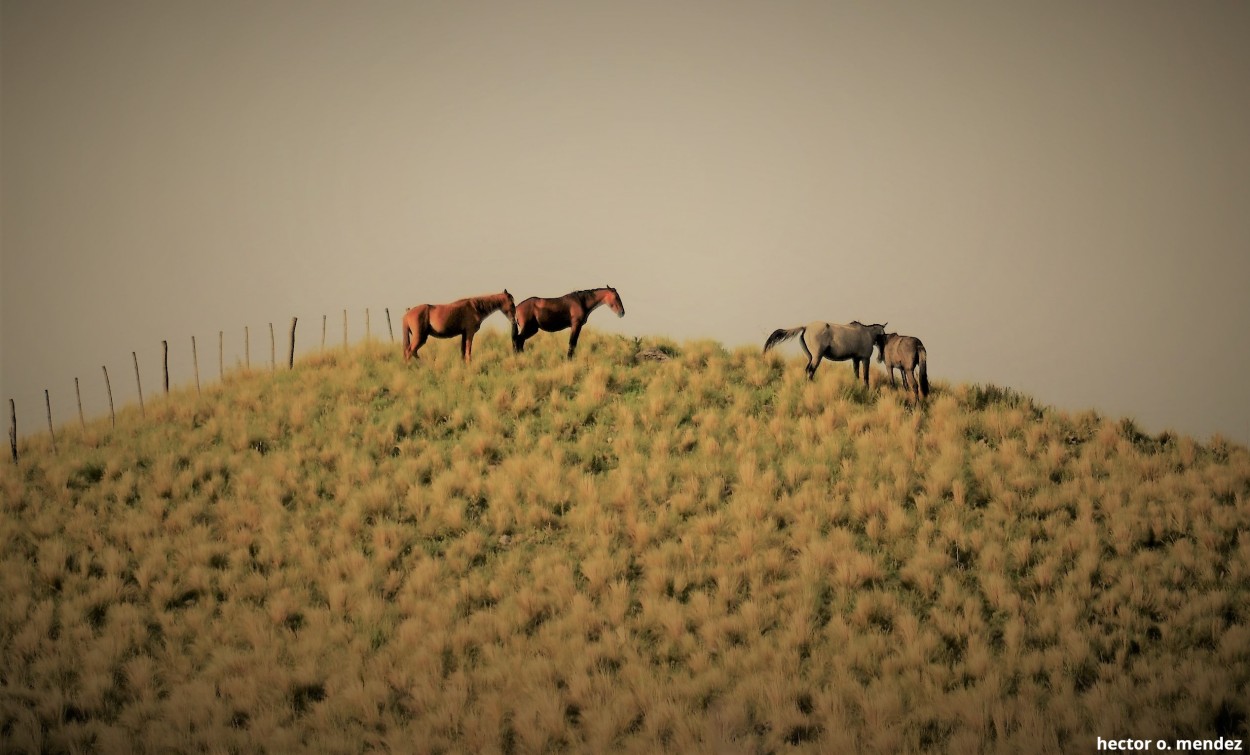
[3,1,1249,445]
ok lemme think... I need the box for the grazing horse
[401,290,516,364]
[763,320,887,386]
[876,332,929,401]
[512,286,625,359]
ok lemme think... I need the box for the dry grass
[2,332,1248,753]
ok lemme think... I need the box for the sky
[3,0,1249,445]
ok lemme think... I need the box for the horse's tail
[918,346,929,397]
[764,326,805,353]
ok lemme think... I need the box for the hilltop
[2,332,1248,753]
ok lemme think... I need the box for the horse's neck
[582,290,608,312]
[474,295,504,315]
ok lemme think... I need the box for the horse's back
[520,296,576,330]
[515,296,553,319]
[403,304,427,325]
[814,322,874,356]
[885,335,924,366]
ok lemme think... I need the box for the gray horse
[764,320,886,386]
[875,332,929,401]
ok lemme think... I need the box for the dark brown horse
[512,286,625,358]
[875,332,929,401]
[401,290,515,364]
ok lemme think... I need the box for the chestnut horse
[512,286,625,358]
[401,290,516,364]
[763,320,886,386]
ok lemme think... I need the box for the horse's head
[605,285,625,318]
[501,289,517,323]
[875,331,896,361]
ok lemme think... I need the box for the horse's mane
[471,291,510,314]
[573,287,617,303]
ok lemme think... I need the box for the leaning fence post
[75,378,85,430]
[288,317,298,369]
[269,323,276,373]
[45,390,56,455]
[386,308,394,341]
[163,340,170,394]
[103,366,115,429]
[9,399,17,464]
[192,335,201,397]
[132,352,145,418]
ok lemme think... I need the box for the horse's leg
[567,321,583,359]
[461,333,472,363]
[806,353,822,380]
[889,365,897,387]
[409,326,429,361]
[900,367,913,400]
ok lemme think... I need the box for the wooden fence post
[192,335,201,397]
[288,317,298,369]
[132,352,145,418]
[269,323,275,372]
[321,315,327,351]
[245,326,251,370]
[163,340,170,394]
[386,308,394,341]
[75,378,85,430]
[45,390,56,455]
[103,366,115,429]
[343,310,348,350]
[366,308,371,341]
[219,331,224,381]
[9,399,16,464]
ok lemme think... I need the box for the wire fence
[8,307,402,463]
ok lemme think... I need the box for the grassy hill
[2,332,1248,753]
